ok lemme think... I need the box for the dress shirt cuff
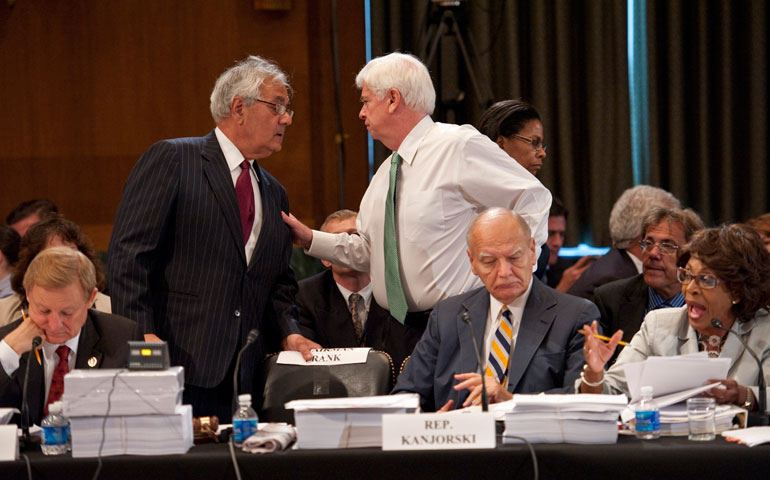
[0,340,21,376]
[306,230,336,258]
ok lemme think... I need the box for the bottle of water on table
[635,385,660,440]
[41,401,69,455]
[232,394,258,447]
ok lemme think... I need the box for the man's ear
[386,88,401,113]
[231,96,246,120]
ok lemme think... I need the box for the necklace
[698,332,728,358]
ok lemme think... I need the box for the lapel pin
[87,356,98,367]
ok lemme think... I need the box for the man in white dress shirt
[283,52,551,333]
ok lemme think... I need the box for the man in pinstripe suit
[107,56,319,421]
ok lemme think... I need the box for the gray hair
[209,55,292,122]
[641,206,704,243]
[466,207,531,250]
[355,52,435,115]
[609,185,680,248]
[320,209,358,232]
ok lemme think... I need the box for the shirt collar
[392,115,433,166]
[336,281,373,308]
[647,287,685,312]
[42,329,82,361]
[215,127,259,180]
[489,277,534,321]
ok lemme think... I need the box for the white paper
[0,408,18,425]
[276,348,371,366]
[286,393,419,411]
[0,425,18,462]
[623,355,730,403]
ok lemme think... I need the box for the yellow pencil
[581,330,629,346]
[21,308,42,365]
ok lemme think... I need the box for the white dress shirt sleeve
[0,340,21,376]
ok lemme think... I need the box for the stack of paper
[501,394,628,444]
[286,393,420,449]
[721,426,770,446]
[658,403,743,435]
[62,367,192,457]
[69,405,193,457]
[63,367,184,416]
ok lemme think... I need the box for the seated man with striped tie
[393,208,599,411]
[0,247,143,426]
[296,210,420,373]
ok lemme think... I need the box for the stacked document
[70,405,193,457]
[721,426,770,446]
[62,367,192,457]
[286,393,420,449]
[501,394,628,444]
[63,367,184,416]
[658,403,744,435]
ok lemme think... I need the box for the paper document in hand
[623,355,730,403]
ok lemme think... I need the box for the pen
[21,308,42,365]
[581,330,629,347]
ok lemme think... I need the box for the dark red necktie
[44,345,70,416]
[236,160,255,245]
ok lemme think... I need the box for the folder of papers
[63,367,184,417]
[501,394,628,444]
[286,393,420,449]
[70,405,193,457]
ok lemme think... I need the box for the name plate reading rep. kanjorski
[277,348,371,366]
[381,412,496,451]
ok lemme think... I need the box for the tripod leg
[450,18,487,108]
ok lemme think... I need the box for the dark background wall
[0,0,369,250]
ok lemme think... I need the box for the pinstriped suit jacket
[107,130,299,391]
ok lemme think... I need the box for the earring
[732,299,739,305]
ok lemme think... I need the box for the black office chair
[260,349,395,424]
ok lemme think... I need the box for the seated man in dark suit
[568,185,681,302]
[0,247,143,426]
[594,207,703,358]
[393,208,599,411]
[296,210,421,372]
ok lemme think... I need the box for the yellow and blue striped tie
[486,306,513,386]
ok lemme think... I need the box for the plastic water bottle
[41,401,69,455]
[635,386,660,439]
[232,394,258,447]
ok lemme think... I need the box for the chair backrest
[399,355,410,375]
[260,350,395,423]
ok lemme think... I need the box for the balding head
[466,208,536,304]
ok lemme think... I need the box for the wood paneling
[0,0,368,250]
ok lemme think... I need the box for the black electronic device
[128,341,170,370]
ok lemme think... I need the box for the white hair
[209,55,291,122]
[609,185,680,248]
[355,52,435,115]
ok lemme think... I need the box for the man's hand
[282,334,321,361]
[555,256,595,292]
[453,372,513,407]
[4,314,45,355]
[144,333,163,343]
[281,212,313,249]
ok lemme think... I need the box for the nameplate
[0,425,18,461]
[277,348,371,366]
[381,412,496,450]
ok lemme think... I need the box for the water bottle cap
[238,394,252,403]
[641,386,653,395]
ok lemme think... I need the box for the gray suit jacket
[393,279,599,411]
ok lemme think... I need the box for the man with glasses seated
[593,207,703,364]
[108,55,319,422]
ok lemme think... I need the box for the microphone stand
[21,336,42,450]
[710,318,769,426]
[231,329,260,415]
[461,312,488,412]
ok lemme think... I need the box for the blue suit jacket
[107,130,299,392]
[393,279,599,412]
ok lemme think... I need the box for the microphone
[232,328,260,415]
[710,318,769,426]
[461,312,488,412]
[21,336,42,447]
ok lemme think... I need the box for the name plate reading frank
[382,412,496,451]
[276,347,371,366]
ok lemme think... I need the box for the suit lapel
[75,313,102,369]
[201,131,247,264]
[618,276,647,341]
[508,281,556,391]
[459,289,491,374]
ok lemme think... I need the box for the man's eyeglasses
[511,134,546,153]
[245,98,294,118]
[639,239,679,255]
[677,267,720,289]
